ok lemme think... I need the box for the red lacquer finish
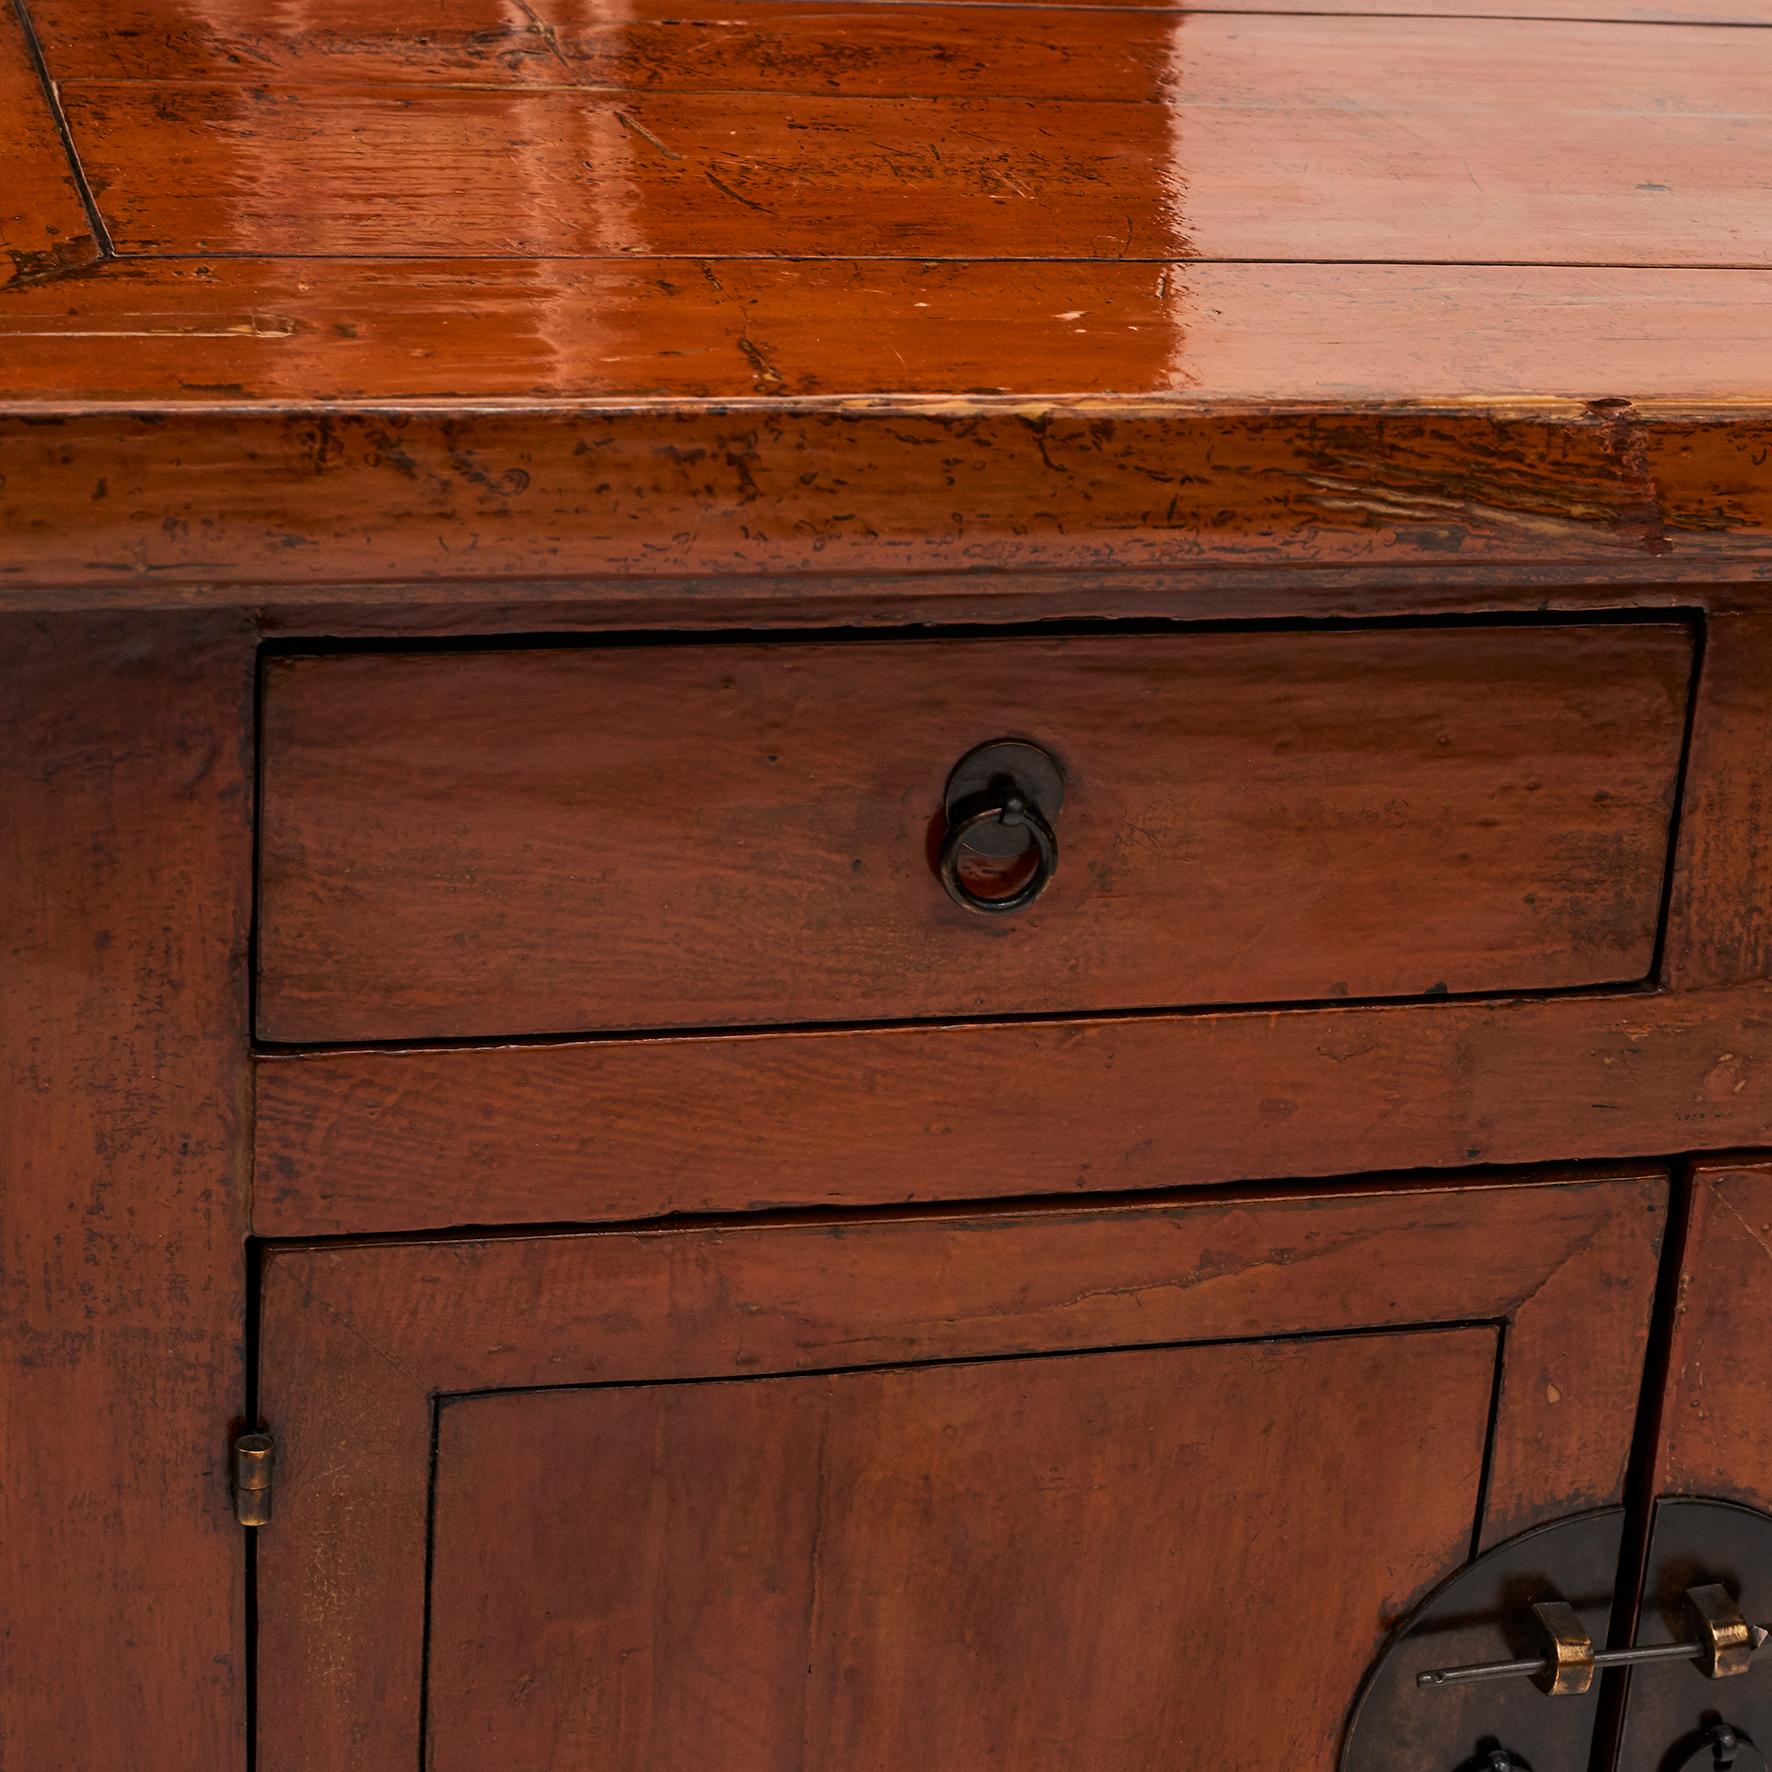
[3,0,1772,596]
[0,614,253,1770]
[6,5,1772,1767]
[36,13,1772,265]
[255,623,1691,1043]
[256,1172,1664,1771]
[0,1,98,283]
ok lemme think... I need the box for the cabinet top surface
[5,0,1772,414]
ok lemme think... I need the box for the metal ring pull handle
[1675,1723,1770,1772]
[939,787,1059,915]
[937,739,1065,917]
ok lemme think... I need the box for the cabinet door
[256,1172,1665,1771]
[1614,1158,1772,1771]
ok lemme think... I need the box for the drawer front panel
[256,622,1693,1042]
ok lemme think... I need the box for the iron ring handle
[938,785,1059,915]
[1674,1724,1769,1772]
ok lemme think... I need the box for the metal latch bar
[1418,1585,1769,1694]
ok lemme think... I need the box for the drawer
[256,621,1694,1043]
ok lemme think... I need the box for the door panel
[1617,1160,1772,1771]
[429,1333,1495,1770]
[1654,1160,1772,1516]
[255,1170,1666,1771]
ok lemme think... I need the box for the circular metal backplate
[942,740,1065,859]
[1340,1510,1623,1772]
[1616,1499,1772,1772]
[1344,1501,1772,1772]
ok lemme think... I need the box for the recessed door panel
[428,1333,1495,1770]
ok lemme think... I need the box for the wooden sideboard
[6,1,1772,1768]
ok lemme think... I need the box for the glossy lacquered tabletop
[2,0,1771,596]
[5,0,1772,405]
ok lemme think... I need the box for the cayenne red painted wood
[1662,613,1772,993]
[11,404,1772,598]
[0,2,98,284]
[255,623,1692,1043]
[10,261,1772,410]
[255,1171,1665,1772]
[47,18,1772,265]
[23,0,1772,91]
[249,980,1772,1238]
[6,2,1772,1766]
[429,1334,1497,1770]
[1654,1159,1772,1516]
[0,614,253,1769]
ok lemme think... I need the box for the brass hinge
[232,1430,276,1527]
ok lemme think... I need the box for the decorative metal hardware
[937,738,1064,915]
[1349,1500,1772,1772]
[1617,1499,1772,1769]
[1418,1584,1770,1695]
[233,1430,276,1527]
[1674,1722,1770,1772]
[1693,1584,1766,1680]
[1341,1509,1624,1772]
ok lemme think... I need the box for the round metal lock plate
[942,740,1065,859]
[1340,1511,1622,1772]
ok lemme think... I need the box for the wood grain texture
[45,18,1772,265]
[26,0,1769,90]
[26,0,559,82]
[255,624,1691,1043]
[1655,1159,1772,1513]
[253,981,1772,1238]
[428,1332,1497,1771]
[6,260,1772,407]
[1664,612,1772,990]
[35,0,1173,94]
[0,614,252,1771]
[45,16,1772,264]
[59,87,1168,260]
[532,0,1772,86]
[0,0,99,284]
[6,403,1772,597]
[255,1173,1665,1772]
